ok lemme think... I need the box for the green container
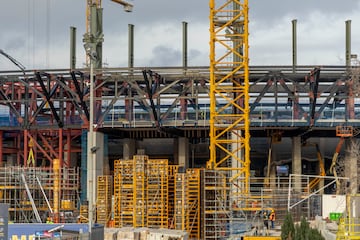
[329,212,341,221]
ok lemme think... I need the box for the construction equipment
[330,126,353,194]
[85,0,133,66]
[208,0,250,184]
[306,143,326,192]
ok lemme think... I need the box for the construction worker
[263,210,269,233]
[269,209,275,229]
[46,217,54,224]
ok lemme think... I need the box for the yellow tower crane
[208,0,250,196]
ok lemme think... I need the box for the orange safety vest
[269,212,275,221]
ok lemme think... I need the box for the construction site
[0,0,360,239]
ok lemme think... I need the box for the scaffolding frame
[201,170,231,239]
[0,166,79,223]
[96,175,112,225]
[186,168,201,239]
[147,159,168,228]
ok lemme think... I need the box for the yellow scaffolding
[96,175,112,225]
[134,154,147,227]
[79,205,89,223]
[113,159,134,227]
[174,173,186,231]
[147,159,168,228]
[168,165,179,228]
[186,168,201,239]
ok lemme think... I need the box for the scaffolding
[201,170,231,239]
[175,173,186,231]
[114,155,171,228]
[134,154,147,227]
[147,159,168,228]
[96,175,113,225]
[168,165,179,228]
[114,159,134,227]
[0,166,79,223]
[186,168,201,239]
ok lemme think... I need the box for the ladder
[21,173,42,223]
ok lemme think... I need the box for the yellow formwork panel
[96,175,113,225]
[185,168,201,240]
[79,205,88,223]
[168,165,179,228]
[147,159,168,228]
[113,159,134,227]
[174,173,186,231]
[133,155,147,227]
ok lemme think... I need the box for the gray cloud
[150,45,181,66]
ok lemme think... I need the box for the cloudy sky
[0,0,359,71]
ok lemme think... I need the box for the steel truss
[0,66,356,167]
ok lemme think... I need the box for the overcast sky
[0,0,359,71]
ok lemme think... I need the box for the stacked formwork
[201,170,230,240]
[114,155,171,228]
[147,159,168,228]
[168,165,179,228]
[0,166,79,223]
[186,169,201,240]
[79,204,89,223]
[114,159,134,227]
[174,173,186,231]
[96,175,113,225]
[134,155,147,227]
[174,169,201,239]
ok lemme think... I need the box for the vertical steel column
[345,20,351,68]
[292,19,297,73]
[70,26,77,69]
[128,24,134,68]
[24,130,28,166]
[182,21,188,70]
[127,24,134,122]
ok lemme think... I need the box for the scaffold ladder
[21,173,42,223]
[36,176,53,214]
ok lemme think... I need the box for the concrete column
[292,136,302,191]
[93,131,105,178]
[178,137,189,169]
[345,138,359,219]
[123,138,136,160]
[345,138,358,195]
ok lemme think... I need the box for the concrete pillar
[292,136,302,191]
[177,137,189,169]
[123,138,136,160]
[93,131,105,178]
[345,138,359,219]
[345,138,358,195]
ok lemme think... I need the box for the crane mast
[208,0,250,194]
